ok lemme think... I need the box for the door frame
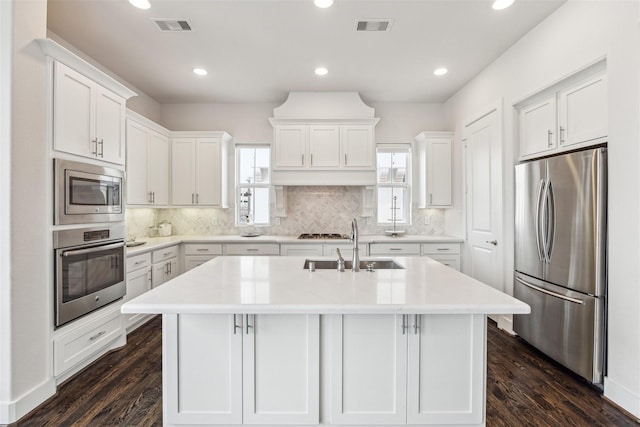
[461,99,512,331]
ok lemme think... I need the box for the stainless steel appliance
[514,147,607,386]
[298,233,348,239]
[54,224,126,327]
[54,158,124,225]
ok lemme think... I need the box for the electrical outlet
[211,217,218,226]
[275,217,281,225]
[424,216,431,225]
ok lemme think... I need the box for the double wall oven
[53,159,126,327]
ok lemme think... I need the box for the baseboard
[604,376,640,420]
[496,314,515,336]
[0,377,56,425]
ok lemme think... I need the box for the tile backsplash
[125,186,445,237]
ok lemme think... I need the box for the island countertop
[121,256,530,315]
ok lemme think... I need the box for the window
[236,146,270,225]
[376,146,410,225]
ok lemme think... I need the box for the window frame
[235,144,271,226]
[376,144,412,226]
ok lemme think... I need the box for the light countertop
[125,234,465,256]
[121,256,530,315]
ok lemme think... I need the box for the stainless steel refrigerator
[514,147,607,386]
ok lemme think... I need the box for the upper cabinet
[270,92,379,185]
[39,39,137,165]
[415,131,453,208]
[517,63,607,160]
[171,132,231,207]
[126,110,170,206]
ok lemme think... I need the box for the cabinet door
[171,138,196,205]
[95,87,125,164]
[125,120,150,205]
[330,314,407,425]
[165,314,243,425]
[123,266,152,329]
[184,255,217,272]
[274,125,307,169]
[407,314,485,425]
[243,314,319,425]
[152,261,172,288]
[558,74,607,148]
[426,137,452,207]
[147,131,169,205]
[53,61,95,158]
[520,96,557,158]
[341,125,374,169]
[195,138,222,206]
[308,125,340,168]
[280,244,323,256]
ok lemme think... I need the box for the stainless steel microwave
[54,158,124,225]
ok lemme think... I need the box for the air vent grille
[355,19,392,32]
[153,19,193,32]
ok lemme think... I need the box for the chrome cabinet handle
[547,130,553,147]
[98,139,104,158]
[245,248,259,252]
[233,314,242,335]
[89,331,106,341]
[196,248,209,252]
[301,154,304,165]
[401,315,408,335]
[152,191,155,203]
[134,260,146,265]
[245,314,253,334]
[310,153,313,166]
[192,193,195,204]
[389,248,403,251]
[429,193,433,205]
[413,314,420,334]
[196,193,199,204]
[436,248,450,251]
[344,154,347,165]
[559,126,565,143]
[92,138,99,156]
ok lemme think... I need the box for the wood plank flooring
[15,317,639,426]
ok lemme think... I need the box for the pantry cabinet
[164,313,319,425]
[53,61,126,164]
[171,132,231,207]
[415,131,453,208]
[126,113,170,205]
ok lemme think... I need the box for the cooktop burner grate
[298,233,348,240]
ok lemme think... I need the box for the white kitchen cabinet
[309,125,341,167]
[183,243,222,271]
[171,132,231,207]
[322,242,358,259]
[421,242,462,271]
[369,242,421,256]
[224,243,280,256]
[152,245,180,288]
[273,125,307,168]
[341,125,375,169]
[280,243,323,256]
[53,61,126,164]
[519,96,557,158]
[164,313,319,426]
[415,131,454,208]
[558,74,607,149]
[126,114,169,205]
[123,253,153,331]
[330,314,484,426]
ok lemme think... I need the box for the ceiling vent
[355,19,392,32]
[152,19,193,32]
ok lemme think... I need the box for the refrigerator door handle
[515,277,585,305]
[545,181,556,262]
[535,179,545,262]
[540,179,552,263]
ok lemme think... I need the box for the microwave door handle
[61,241,125,257]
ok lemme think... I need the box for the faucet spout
[351,218,360,272]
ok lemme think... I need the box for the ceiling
[47,0,566,105]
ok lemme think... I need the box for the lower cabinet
[280,243,323,256]
[164,313,320,426]
[330,314,485,426]
[124,263,152,331]
[421,243,462,271]
[152,245,180,287]
[183,243,222,271]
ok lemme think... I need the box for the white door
[330,314,407,425]
[164,314,243,425]
[95,86,125,164]
[464,108,503,293]
[308,125,340,167]
[341,125,374,168]
[125,120,150,205]
[243,314,319,425]
[195,138,222,206]
[147,131,169,205]
[171,138,196,205]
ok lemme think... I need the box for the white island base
[122,256,529,427]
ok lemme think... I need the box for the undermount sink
[303,259,405,270]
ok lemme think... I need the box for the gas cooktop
[298,233,349,240]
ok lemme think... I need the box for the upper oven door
[55,159,124,225]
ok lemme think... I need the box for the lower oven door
[513,272,605,385]
[55,240,126,327]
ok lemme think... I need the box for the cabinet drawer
[126,252,151,272]
[54,308,123,376]
[280,244,323,256]
[428,255,461,271]
[225,243,280,256]
[369,243,421,255]
[152,245,179,263]
[421,242,461,255]
[184,255,217,271]
[184,243,223,256]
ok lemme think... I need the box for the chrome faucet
[351,218,360,272]
[336,248,345,272]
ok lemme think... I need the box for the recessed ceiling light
[129,0,151,10]
[492,0,514,10]
[193,68,208,76]
[315,67,329,76]
[433,68,448,76]
[314,0,334,8]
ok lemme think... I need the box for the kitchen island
[122,256,529,427]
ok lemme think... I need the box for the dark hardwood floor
[16,317,639,426]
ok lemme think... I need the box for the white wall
[443,1,640,416]
[0,0,56,424]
